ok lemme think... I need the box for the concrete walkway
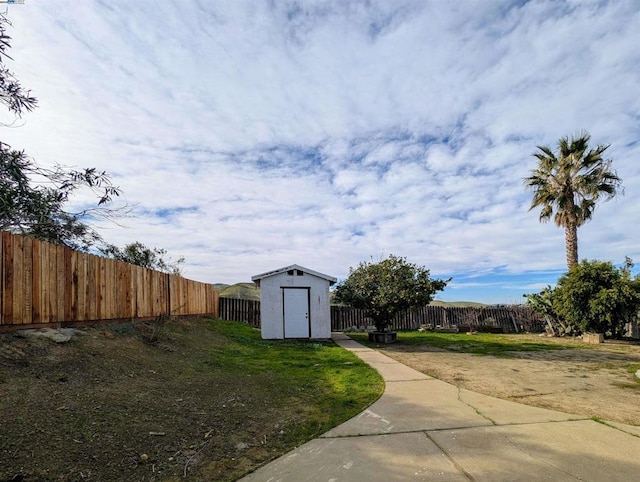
[241,333,640,481]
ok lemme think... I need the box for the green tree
[545,259,640,337]
[524,132,622,270]
[99,241,185,276]
[0,14,122,249]
[334,254,450,332]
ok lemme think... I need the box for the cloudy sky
[3,0,639,304]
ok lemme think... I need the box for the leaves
[0,14,37,118]
[524,132,622,269]
[334,255,450,332]
[0,146,123,250]
[527,259,640,337]
[99,241,185,275]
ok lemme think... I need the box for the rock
[17,328,83,343]
[236,442,249,450]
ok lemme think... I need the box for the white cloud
[2,0,639,303]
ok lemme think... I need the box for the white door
[283,288,310,338]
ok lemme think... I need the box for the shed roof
[251,264,337,285]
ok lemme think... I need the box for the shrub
[554,258,640,337]
[333,254,449,332]
[527,258,640,337]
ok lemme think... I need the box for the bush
[333,254,449,332]
[524,285,577,335]
[527,258,640,337]
[554,259,640,337]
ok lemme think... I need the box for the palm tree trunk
[565,223,579,270]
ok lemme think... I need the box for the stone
[17,328,82,343]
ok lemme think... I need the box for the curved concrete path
[242,333,640,481]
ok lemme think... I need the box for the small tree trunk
[565,223,579,270]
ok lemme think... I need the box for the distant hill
[213,283,231,291]
[216,282,260,301]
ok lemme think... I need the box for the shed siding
[259,271,331,339]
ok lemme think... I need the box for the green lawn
[205,320,385,441]
[348,330,582,357]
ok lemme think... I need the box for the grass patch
[612,363,640,390]
[0,317,383,482]
[626,363,640,375]
[348,331,580,357]
[203,320,384,442]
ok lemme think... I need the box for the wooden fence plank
[86,255,97,321]
[0,232,3,325]
[13,234,26,324]
[31,238,41,323]
[32,239,44,323]
[2,233,13,324]
[44,242,56,322]
[76,252,87,321]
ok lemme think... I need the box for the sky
[2,0,639,305]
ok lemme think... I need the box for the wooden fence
[331,305,546,333]
[0,230,547,334]
[218,298,260,327]
[217,297,547,334]
[0,232,218,331]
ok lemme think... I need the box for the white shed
[251,264,337,340]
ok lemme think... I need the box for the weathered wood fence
[218,298,547,334]
[0,232,218,331]
[331,305,546,333]
[218,298,260,327]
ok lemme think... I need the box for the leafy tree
[524,132,622,270]
[527,258,640,337]
[334,254,450,332]
[99,241,185,276]
[0,14,123,250]
[552,258,640,337]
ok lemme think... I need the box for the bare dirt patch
[376,335,640,426]
[0,321,286,481]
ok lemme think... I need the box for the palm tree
[524,132,622,270]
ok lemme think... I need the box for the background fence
[219,299,547,333]
[332,304,546,333]
[0,232,218,330]
[219,298,260,327]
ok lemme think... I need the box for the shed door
[283,288,310,338]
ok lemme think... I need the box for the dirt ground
[0,320,325,481]
[376,335,640,426]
